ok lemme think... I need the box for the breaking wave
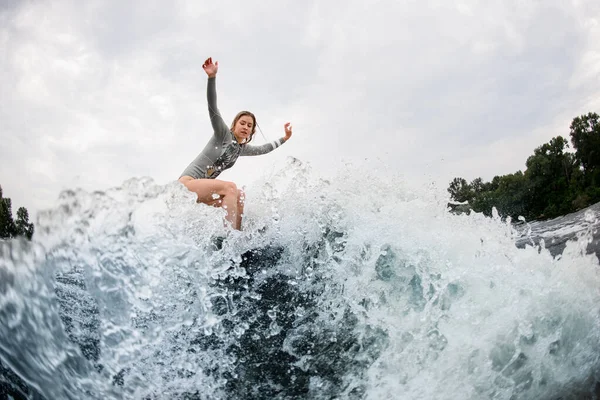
[1,158,600,399]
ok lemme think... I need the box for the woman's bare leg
[236,189,245,230]
[179,176,242,230]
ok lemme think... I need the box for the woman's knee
[222,181,238,197]
[178,176,194,188]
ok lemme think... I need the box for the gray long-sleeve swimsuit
[180,77,285,180]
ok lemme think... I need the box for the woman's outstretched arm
[202,57,229,140]
[241,123,293,156]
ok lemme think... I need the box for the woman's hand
[284,122,293,141]
[202,57,218,78]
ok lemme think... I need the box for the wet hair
[230,111,257,144]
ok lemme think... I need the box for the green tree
[524,136,576,218]
[493,172,528,219]
[15,207,35,240]
[488,176,501,192]
[470,177,484,194]
[448,177,473,202]
[0,184,34,240]
[0,186,16,239]
[570,112,600,181]
[467,173,527,219]
[447,112,600,221]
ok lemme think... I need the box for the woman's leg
[236,189,245,230]
[179,176,242,230]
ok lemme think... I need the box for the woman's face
[233,115,254,143]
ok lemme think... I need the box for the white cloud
[1,0,599,218]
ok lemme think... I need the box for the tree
[0,184,34,240]
[493,172,528,219]
[0,186,16,239]
[448,177,473,203]
[447,112,600,221]
[466,173,527,219]
[524,136,576,218]
[470,177,484,194]
[15,207,34,240]
[570,112,600,184]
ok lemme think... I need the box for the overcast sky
[1,0,599,217]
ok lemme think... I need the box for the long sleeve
[207,77,230,141]
[240,138,286,156]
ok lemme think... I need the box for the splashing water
[1,158,600,399]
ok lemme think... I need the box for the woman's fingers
[284,122,293,139]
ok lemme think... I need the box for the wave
[1,158,600,399]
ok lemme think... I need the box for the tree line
[0,185,34,240]
[448,112,600,221]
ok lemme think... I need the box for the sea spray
[1,158,599,399]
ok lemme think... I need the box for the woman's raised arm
[202,57,229,139]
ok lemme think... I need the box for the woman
[179,57,293,230]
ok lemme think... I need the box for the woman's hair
[230,111,257,144]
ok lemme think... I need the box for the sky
[1,0,599,217]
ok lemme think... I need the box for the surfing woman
[178,57,293,230]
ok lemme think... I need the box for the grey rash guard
[180,77,286,180]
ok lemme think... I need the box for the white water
[1,157,600,399]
